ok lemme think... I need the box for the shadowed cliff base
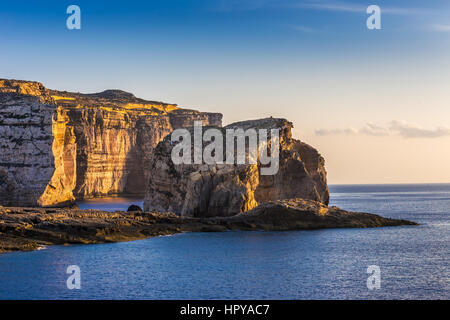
[0,199,417,253]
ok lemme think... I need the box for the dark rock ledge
[0,199,417,253]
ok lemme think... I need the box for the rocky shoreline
[0,199,417,253]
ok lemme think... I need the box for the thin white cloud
[292,25,318,33]
[210,0,436,16]
[431,24,450,32]
[291,1,432,15]
[296,2,367,12]
[296,1,364,13]
[315,121,450,139]
[210,0,447,33]
[315,127,358,136]
[360,123,390,137]
[390,121,450,138]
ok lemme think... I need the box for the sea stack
[144,118,329,217]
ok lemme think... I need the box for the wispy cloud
[290,1,433,16]
[210,0,447,33]
[431,24,450,32]
[294,1,364,13]
[210,0,436,16]
[315,121,450,139]
[292,25,318,33]
[360,123,390,136]
[316,127,359,136]
[390,121,450,138]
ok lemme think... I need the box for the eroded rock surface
[0,79,221,206]
[144,118,329,217]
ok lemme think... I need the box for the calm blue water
[0,184,448,299]
[76,197,144,212]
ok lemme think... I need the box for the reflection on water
[77,197,144,212]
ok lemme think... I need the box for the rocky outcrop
[0,200,417,253]
[144,118,329,217]
[0,79,222,206]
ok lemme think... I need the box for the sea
[0,184,448,299]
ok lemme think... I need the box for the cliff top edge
[0,78,220,116]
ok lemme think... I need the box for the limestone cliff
[144,118,329,217]
[0,79,222,206]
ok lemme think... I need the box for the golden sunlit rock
[0,79,222,207]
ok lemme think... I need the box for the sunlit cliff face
[0,79,222,206]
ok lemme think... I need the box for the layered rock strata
[0,79,221,206]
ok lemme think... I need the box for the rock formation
[144,118,329,217]
[0,79,221,206]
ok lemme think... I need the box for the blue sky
[1,0,450,183]
[1,0,449,94]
